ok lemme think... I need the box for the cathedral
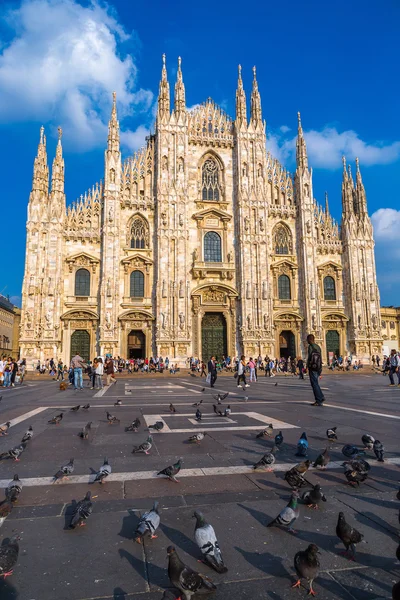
[20,57,383,365]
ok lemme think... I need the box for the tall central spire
[158,53,170,120]
[174,56,186,114]
[107,91,120,153]
[235,65,247,127]
[32,125,49,193]
[296,112,308,170]
[250,66,262,127]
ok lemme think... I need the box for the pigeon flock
[0,393,399,599]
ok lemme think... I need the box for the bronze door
[70,330,90,363]
[201,313,227,361]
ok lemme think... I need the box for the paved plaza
[0,371,399,600]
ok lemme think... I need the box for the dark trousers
[388,367,399,385]
[299,370,304,380]
[265,368,270,377]
[237,373,247,385]
[309,370,324,404]
[209,371,217,387]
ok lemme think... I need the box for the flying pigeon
[106,411,120,424]
[342,444,365,459]
[192,398,204,407]
[70,491,93,528]
[336,512,364,560]
[167,545,216,600]
[82,404,90,410]
[6,474,22,503]
[134,500,160,543]
[114,400,122,406]
[224,405,231,417]
[296,432,308,457]
[195,409,202,421]
[21,426,33,443]
[326,427,338,442]
[0,534,20,578]
[361,434,375,450]
[256,424,274,439]
[313,448,330,469]
[213,405,223,416]
[132,436,153,455]
[70,405,80,412]
[253,446,279,471]
[53,458,74,483]
[169,403,177,413]
[93,457,111,484]
[274,431,284,447]
[157,458,182,482]
[188,432,207,444]
[373,439,384,462]
[267,490,300,533]
[212,392,228,404]
[148,421,164,431]
[125,418,141,432]
[0,499,13,528]
[292,543,320,596]
[302,484,327,509]
[78,422,92,439]
[48,413,63,425]
[0,443,27,462]
[0,422,11,436]
[193,510,228,573]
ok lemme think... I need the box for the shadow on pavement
[159,522,200,561]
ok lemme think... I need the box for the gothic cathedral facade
[20,58,383,364]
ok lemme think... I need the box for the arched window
[130,216,149,249]
[204,231,222,262]
[274,225,291,254]
[202,157,221,201]
[323,276,336,300]
[130,271,144,298]
[75,268,90,297]
[278,274,291,300]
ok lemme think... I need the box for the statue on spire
[107,91,120,153]
[250,65,262,127]
[296,111,308,170]
[158,53,170,119]
[235,64,247,127]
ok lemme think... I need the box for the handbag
[233,372,238,379]
[206,373,211,384]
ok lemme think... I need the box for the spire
[325,191,329,215]
[342,155,348,182]
[107,91,120,153]
[355,157,368,216]
[250,66,262,127]
[341,155,355,218]
[174,56,186,114]
[158,53,170,120]
[235,65,247,127]
[51,126,64,194]
[32,125,49,194]
[296,112,308,170]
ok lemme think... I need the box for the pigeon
[296,432,308,457]
[373,439,384,462]
[313,448,330,469]
[82,404,90,410]
[70,491,93,528]
[326,427,338,442]
[169,403,177,413]
[188,432,207,444]
[48,413,63,425]
[212,392,228,403]
[93,458,111,483]
[267,490,300,533]
[0,534,20,578]
[201,388,205,392]
[0,443,27,462]
[114,400,122,406]
[192,398,204,408]
[70,405,80,412]
[21,426,33,443]
[292,544,320,596]
[336,512,364,560]
[224,405,231,417]
[167,545,216,600]
[195,409,202,421]
[125,418,141,432]
[342,444,364,459]
[193,510,228,573]
[157,458,182,482]
[343,460,369,486]
[256,424,274,439]
[274,431,284,447]
[148,421,164,431]
[132,436,153,455]
[252,446,279,471]
[295,460,311,474]
[0,422,11,436]
[0,499,13,528]
[361,434,375,450]
[243,396,249,402]
[6,475,22,503]
[78,422,92,439]
[106,411,119,424]
[284,462,311,489]
[134,500,160,543]
[213,404,223,416]
[53,458,74,483]
[274,382,278,387]
[302,484,327,509]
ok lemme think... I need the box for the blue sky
[0,0,399,306]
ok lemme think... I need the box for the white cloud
[0,0,154,150]
[120,125,150,152]
[371,208,400,243]
[371,208,400,304]
[279,125,291,134]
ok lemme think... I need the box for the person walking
[71,353,85,390]
[297,357,305,380]
[248,357,256,382]
[200,361,207,377]
[237,355,249,388]
[105,356,116,386]
[94,357,104,389]
[306,334,325,406]
[56,359,64,381]
[388,349,400,387]
[207,356,217,388]
[3,358,13,388]
[376,355,380,368]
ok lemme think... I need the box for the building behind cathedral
[20,57,384,365]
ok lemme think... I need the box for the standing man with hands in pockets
[207,356,218,388]
[306,334,325,406]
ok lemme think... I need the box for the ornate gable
[121,254,153,273]
[192,208,231,229]
[66,252,100,273]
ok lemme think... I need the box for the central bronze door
[201,313,227,361]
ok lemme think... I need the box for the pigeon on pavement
[326,427,338,442]
[274,431,284,447]
[148,421,164,431]
[342,444,365,459]
[78,422,92,439]
[106,411,120,424]
[0,443,27,462]
[361,434,375,450]
[192,398,204,408]
[157,459,182,482]
[253,446,279,471]
[313,448,330,469]
[0,422,11,436]
[284,462,311,489]
[93,458,111,483]
[0,499,13,528]
[292,543,320,596]
[213,405,223,416]
[21,426,33,443]
[132,436,153,455]
[302,484,327,509]
[193,510,228,573]
[114,400,122,406]
[267,490,300,533]
[70,405,80,412]
[336,512,364,560]
[70,491,93,528]
[296,432,308,457]
[256,424,274,439]
[6,475,22,503]
[53,458,74,483]
[188,432,207,444]
[212,392,228,404]
[169,403,177,413]
[134,500,160,543]
[195,409,202,421]
[343,461,369,486]
[0,534,20,577]
[167,545,216,600]
[48,413,63,425]
[224,405,231,417]
[82,404,90,410]
[125,418,141,432]
[373,439,384,462]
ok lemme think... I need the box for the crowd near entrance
[201,312,227,361]
[127,330,146,359]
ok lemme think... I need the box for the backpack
[309,350,322,372]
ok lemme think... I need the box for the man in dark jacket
[207,356,217,388]
[306,334,325,406]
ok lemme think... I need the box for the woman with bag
[237,355,249,388]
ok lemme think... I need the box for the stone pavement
[0,371,399,599]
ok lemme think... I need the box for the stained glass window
[278,274,291,300]
[204,231,222,262]
[130,217,149,249]
[130,270,144,297]
[323,276,336,300]
[202,158,221,201]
